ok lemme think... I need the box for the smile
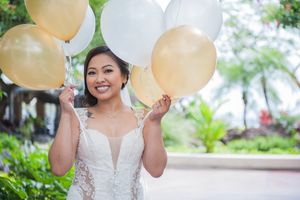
[95,86,110,93]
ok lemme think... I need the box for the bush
[0,133,73,199]
[227,135,300,154]
[161,110,194,147]
[186,99,227,153]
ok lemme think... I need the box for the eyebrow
[88,65,113,70]
[102,64,113,69]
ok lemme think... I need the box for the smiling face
[86,53,127,102]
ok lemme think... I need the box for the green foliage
[0,133,73,199]
[17,115,43,140]
[275,112,300,136]
[262,0,300,28]
[0,175,28,199]
[0,91,4,100]
[187,98,226,153]
[218,59,256,88]
[161,110,194,147]
[0,0,31,37]
[227,135,300,154]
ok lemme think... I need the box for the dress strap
[133,108,145,127]
[72,107,88,130]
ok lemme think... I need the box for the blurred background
[0,0,299,199]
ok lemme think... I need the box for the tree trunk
[242,89,248,130]
[36,99,45,121]
[261,75,273,118]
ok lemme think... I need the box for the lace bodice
[67,107,145,200]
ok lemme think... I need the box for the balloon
[130,66,180,107]
[25,0,88,41]
[151,25,216,98]
[61,5,96,56]
[155,0,171,11]
[0,24,65,90]
[130,66,165,107]
[101,0,164,67]
[164,0,223,41]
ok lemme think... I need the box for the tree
[215,0,299,129]
[261,0,300,89]
[262,0,300,29]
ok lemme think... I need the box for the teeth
[96,86,110,92]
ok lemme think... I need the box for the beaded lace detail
[73,159,95,200]
[75,108,88,131]
[134,109,144,128]
[131,162,142,200]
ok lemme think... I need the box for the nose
[95,74,106,83]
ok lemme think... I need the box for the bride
[48,45,171,199]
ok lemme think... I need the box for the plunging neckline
[85,127,140,171]
[86,127,139,139]
[73,107,144,172]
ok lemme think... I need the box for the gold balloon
[0,24,66,90]
[130,66,180,107]
[130,66,165,107]
[151,25,216,98]
[25,0,88,41]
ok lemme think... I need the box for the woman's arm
[142,95,171,178]
[48,86,79,176]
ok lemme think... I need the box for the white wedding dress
[67,107,145,200]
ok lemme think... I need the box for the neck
[94,96,126,113]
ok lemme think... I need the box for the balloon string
[65,55,75,86]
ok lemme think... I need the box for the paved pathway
[142,168,300,200]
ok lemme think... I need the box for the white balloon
[62,5,95,56]
[155,0,171,11]
[164,0,223,41]
[101,0,165,67]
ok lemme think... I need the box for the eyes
[104,69,113,73]
[87,71,96,75]
[87,68,113,76]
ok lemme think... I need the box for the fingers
[59,85,75,104]
[162,95,171,107]
[152,95,171,112]
[160,95,171,108]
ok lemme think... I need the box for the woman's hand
[59,85,75,114]
[148,95,171,123]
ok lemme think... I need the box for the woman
[48,46,171,199]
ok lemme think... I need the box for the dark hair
[83,45,129,107]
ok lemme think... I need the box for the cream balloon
[151,25,216,98]
[164,0,223,41]
[0,24,65,90]
[25,0,88,41]
[130,66,165,107]
[62,5,96,56]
